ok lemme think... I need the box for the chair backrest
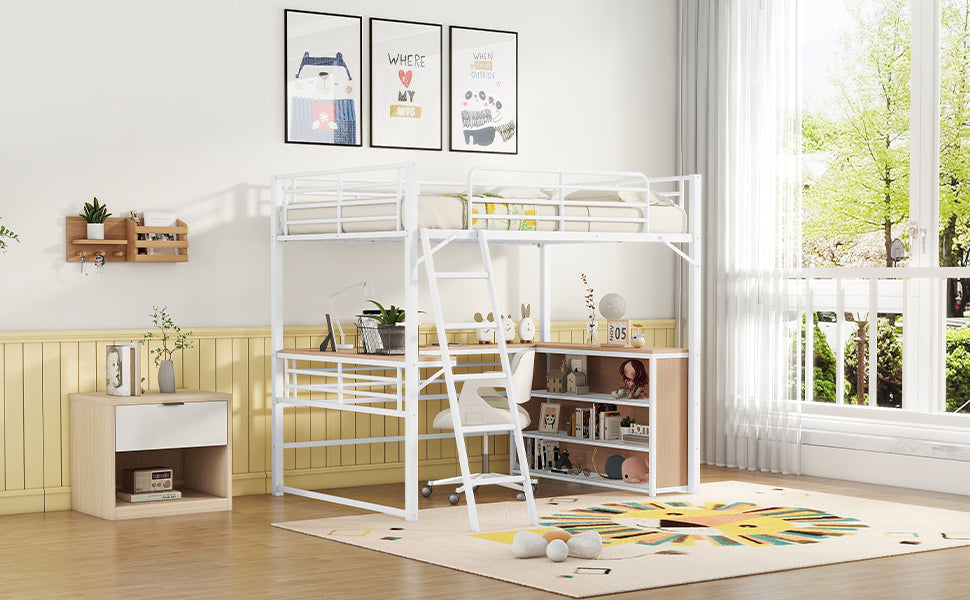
[507,349,535,405]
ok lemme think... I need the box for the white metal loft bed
[270,162,701,523]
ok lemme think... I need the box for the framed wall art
[370,18,442,150]
[449,26,518,154]
[284,9,362,146]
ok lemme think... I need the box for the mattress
[280,189,687,235]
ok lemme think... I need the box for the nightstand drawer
[115,401,228,451]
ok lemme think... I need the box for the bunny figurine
[501,313,515,343]
[474,312,495,344]
[518,303,536,342]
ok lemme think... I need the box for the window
[799,0,970,416]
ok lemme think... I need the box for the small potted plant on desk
[619,416,636,438]
[79,197,111,240]
[356,300,409,354]
[142,306,193,393]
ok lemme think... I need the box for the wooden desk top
[277,342,687,362]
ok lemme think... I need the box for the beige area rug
[272,481,970,598]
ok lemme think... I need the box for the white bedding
[280,189,687,235]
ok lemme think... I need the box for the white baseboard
[800,444,970,496]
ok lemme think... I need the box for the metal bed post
[271,175,286,496]
[539,244,552,343]
[402,162,420,521]
[688,174,702,493]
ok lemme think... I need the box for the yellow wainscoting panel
[0,319,675,515]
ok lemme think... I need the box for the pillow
[486,186,550,199]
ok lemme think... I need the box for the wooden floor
[2,466,969,599]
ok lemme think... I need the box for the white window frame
[799,0,970,458]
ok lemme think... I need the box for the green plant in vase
[79,197,111,240]
[356,299,408,324]
[142,305,193,393]
[355,300,415,354]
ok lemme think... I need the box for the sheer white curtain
[679,0,802,473]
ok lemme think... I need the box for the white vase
[158,359,176,393]
[86,223,104,240]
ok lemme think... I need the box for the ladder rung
[441,321,495,330]
[465,474,529,486]
[460,424,517,434]
[435,271,490,280]
[453,372,506,382]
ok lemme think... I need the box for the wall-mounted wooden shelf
[66,216,188,262]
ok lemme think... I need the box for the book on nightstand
[116,490,182,503]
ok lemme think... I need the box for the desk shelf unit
[70,389,232,520]
[518,343,689,496]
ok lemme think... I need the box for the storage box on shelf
[518,343,688,495]
[65,216,189,263]
[70,389,231,520]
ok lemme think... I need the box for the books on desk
[116,490,182,503]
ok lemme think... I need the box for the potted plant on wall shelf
[79,197,111,240]
[142,305,193,393]
[356,300,410,354]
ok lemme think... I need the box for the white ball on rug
[545,538,569,562]
[566,531,603,559]
[512,530,548,558]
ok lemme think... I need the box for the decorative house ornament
[565,370,589,395]
[546,361,566,393]
[564,358,589,395]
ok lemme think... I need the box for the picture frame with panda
[537,402,561,434]
[449,26,518,154]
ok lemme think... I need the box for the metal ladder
[418,228,538,532]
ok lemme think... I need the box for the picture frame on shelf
[284,9,362,146]
[537,403,561,434]
[369,18,442,150]
[106,343,140,397]
[449,26,517,154]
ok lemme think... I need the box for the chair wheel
[421,485,432,497]
[448,493,461,505]
[515,491,526,502]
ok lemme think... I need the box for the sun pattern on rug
[533,500,869,547]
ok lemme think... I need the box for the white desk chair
[421,349,538,505]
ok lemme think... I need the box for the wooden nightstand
[70,389,232,520]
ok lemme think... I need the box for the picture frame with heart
[369,17,443,150]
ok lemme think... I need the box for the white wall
[0,0,679,331]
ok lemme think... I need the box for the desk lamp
[326,280,375,350]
